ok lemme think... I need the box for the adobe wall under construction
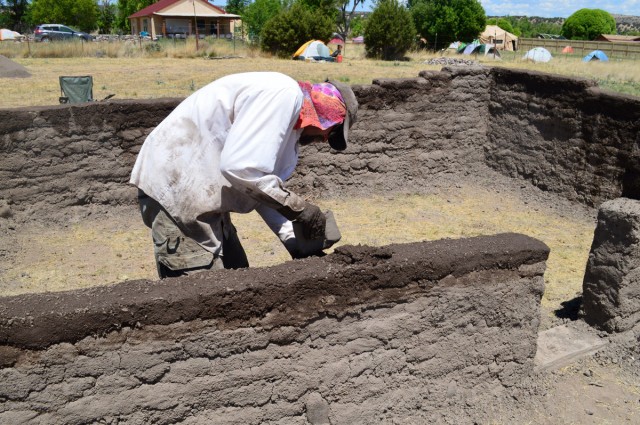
[485,67,640,207]
[0,66,638,218]
[0,234,549,424]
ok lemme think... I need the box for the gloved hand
[294,202,327,240]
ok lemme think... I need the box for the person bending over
[130,72,358,278]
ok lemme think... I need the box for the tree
[486,17,514,34]
[0,0,29,33]
[30,0,99,32]
[115,0,155,33]
[226,0,250,15]
[410,0,486,50]
[260,1,333,57]
[243,0,286,42]
[363,0,416,60]
[336,0,366,41]
[97,0,117,34]
[500,16,563,38]
[561,8,616,40]
[349,14,366,37]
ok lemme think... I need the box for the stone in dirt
[534,323,608,372]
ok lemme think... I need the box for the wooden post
[192,0,199,50]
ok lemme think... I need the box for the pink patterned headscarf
[297,81,347,130]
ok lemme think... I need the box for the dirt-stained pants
[137,190,249,279]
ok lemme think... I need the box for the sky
[355,1,640,18]
[478,0,640,18]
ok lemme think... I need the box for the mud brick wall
[291,66,491,196]
[0,67,638,215]
[0,67,491,216]
[583,198,640,332]
[485,67,640,207]
[0,99,177,215]
[0,233,549,424]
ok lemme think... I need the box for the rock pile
[424,57,479,66]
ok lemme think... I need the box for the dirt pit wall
[0,233,549,424]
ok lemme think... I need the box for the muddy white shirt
[130,72,305,255]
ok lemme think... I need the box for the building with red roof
[128,0,240,40]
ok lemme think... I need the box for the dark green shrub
[260,2,333,57]
[364,0,416,60]
[410,0,486,49]
[562,8,616,40]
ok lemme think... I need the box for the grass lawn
[0,38,638,108]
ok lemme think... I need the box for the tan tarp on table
[480,25,518,51]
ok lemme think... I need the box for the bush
[410,0,486,49]
[562,9,617,40]
[30,0,99,33]
[364,0,416,60]
[260,2,333,58]
[243,0,286,42]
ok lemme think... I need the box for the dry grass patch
[2,41,637,108]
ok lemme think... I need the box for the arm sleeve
[220,87,306,215]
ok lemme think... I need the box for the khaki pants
[137,190,249,279]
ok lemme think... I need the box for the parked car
[33,24,93,42]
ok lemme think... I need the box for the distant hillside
[613,14,640,34]
[490,14,640,35]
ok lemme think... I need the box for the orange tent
[562,46,574,54]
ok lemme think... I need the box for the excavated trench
[0,66,639,424]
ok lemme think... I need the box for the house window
[143,19,148,33]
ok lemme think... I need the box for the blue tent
[583,50,609,62]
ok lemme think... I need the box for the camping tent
[480,25,518,51]
[0,29,24,41]
[293,40,333,61]
[329,33,344,46]
[462,43,500,57]
[352,36,364,44]
[523,47,552,63]
[462,43,480,55]
[562,46,574,54]
[583,50,609,62]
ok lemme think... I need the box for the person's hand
[295,202,327,240]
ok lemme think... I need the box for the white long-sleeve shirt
[130,72,305,255]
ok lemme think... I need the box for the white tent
[0,29,24,41]
[480,25,518,51]
[523,47,553,63]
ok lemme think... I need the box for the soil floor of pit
[0,166,638,423]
